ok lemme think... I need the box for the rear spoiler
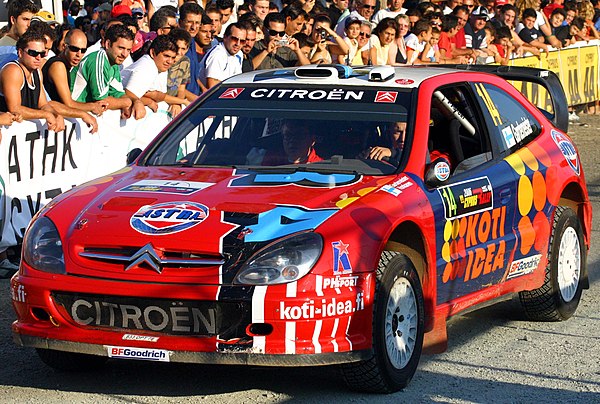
[434,65,569,132]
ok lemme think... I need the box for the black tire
[340,251,425,393]
[36,348,108,371]
[519,206,585,321]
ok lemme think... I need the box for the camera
[277,38,289,46]
[319,30,328,40]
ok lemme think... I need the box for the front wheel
[520,206,585,321]
[341,252,425,393]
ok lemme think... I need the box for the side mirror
[425,158,451,187]
[126,148,142,165]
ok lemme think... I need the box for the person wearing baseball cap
[32,10,59,28]
[111,4,132,18]
[543,0,565,19]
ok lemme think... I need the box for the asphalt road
[1,117,600,403]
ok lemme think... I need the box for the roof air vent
[369,66,395,82]
[294,65,352,80]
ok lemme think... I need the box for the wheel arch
[557,181,591,289]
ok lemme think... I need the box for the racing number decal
[475,83,503,126]
[440,187,458,218]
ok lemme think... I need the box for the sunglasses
[269,29,285,37]
[431,21,442,26]
[25,49,46,58]
[230,35,247,44]
[66,44,87,53]
[359,32,371,38]
[133,13,145,20]
[362,4,376,9]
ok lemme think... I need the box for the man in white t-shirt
[372,0,407,25]
[199,22,246,90]
[121,35,188,118]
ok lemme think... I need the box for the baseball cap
[32,10,59,24]
[495,0,509,6]
[131,7,144,15]
[471,6,490,20]
[111,4,132,17]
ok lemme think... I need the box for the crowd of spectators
[0,0,599,273]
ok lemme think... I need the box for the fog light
[282,265,299,280]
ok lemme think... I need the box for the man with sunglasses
[250,12,310,70]
[0,30,100,136]
[335,0,377,37]
[198,22,247,90]
[43,29,109,116]
[372,0,407,25]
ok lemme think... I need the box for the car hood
[54,167,382,283]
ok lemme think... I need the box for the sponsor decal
[107,346,170,362]
[438,177,493,219]
[551,130,580,175]
[332,240,352,274]
[374,91,398,103]
[379,175,413,197]
[509,117,533,143]
[71,298,217,334]
[11,284,26,303]
[395,78,414,85]
[250,88,364,101]
[122,334,160,342]
[229,170,361,188]
[279,295,364,320]
[434,161,451,182]
[507,254,541,279]
[501,126,516,148]
[118,180,214,195]
[219,88,244,99]
[244,206,337,242]
[441,206,507,284]
[130,202,209,235]
[322,275,359,289]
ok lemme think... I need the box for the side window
[473,83,542,155]
[427,84,492,182]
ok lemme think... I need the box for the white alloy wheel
[385,276,418,369]
[557,227,581,303]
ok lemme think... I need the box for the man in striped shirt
[71,24,143,119]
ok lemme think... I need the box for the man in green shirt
[71,24,143,119]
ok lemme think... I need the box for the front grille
[53,293,251,338]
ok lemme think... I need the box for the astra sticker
[130,202,209,235]
[118,180,214,195]
[507,254,541,279]
[551,130,580,175]
[434,161,451,182]
[107,346,170,362]
[244,206,337,242]
[220,88,244,99]
[438,177,493,219]
[332,240,352,274]
[374,91,398,103]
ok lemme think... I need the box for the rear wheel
[520,206,585,321]
[341,252,424,393]
[36,349,108,371]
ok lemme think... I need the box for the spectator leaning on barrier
[27,19,57,64]
[71,24,135,117]
[198,22,246,90]
[122,35,189,118]
[167,28,195,102]
[43,29,110,116]
[519,7,550,54]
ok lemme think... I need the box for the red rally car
[12,65,591,393]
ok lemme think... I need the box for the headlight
[234,232,323,285]
[23,217,65,274]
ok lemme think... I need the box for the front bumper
[11,269,374,364]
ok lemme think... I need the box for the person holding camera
[309,14,349,64]
[250,12,311,70]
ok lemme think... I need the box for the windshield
[144,86,413,175]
